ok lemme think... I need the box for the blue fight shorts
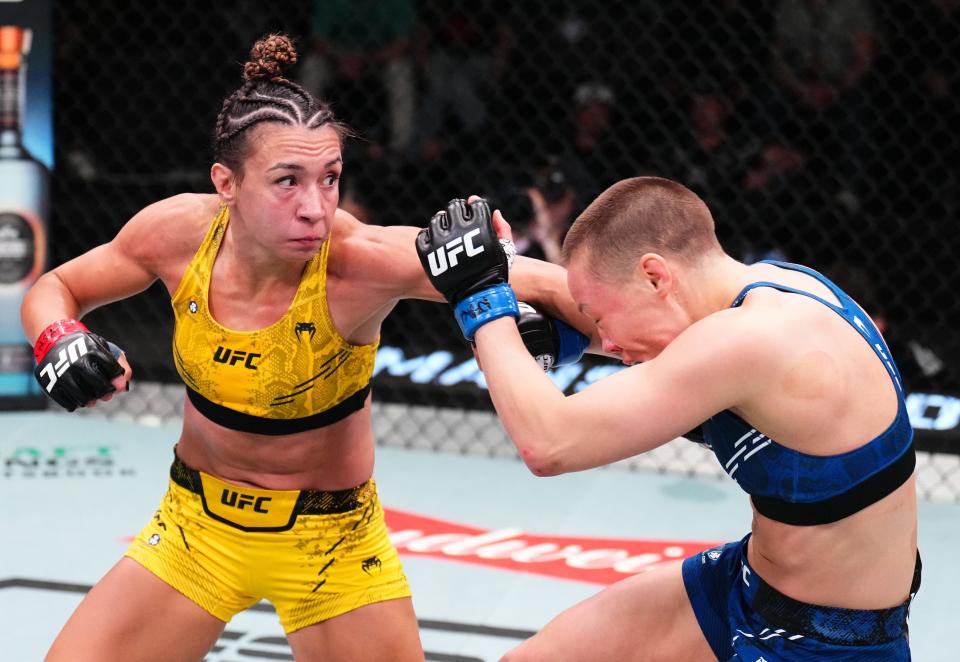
[682,534,920,661]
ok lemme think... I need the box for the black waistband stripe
[752,552,921,646]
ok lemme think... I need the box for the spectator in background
[766,0,878,205]
[637,1,771,173]
[298,0,416,154]
[413,1,515,162]
[497,1,643,167]
[487,186,554,263]
[661,73,818,266]
[665,81,757,208]
[482,159,581,265]
[531,157,580,263]
[547,81,640,214]
[725,138,816,264]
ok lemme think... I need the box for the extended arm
[342,204,596,348]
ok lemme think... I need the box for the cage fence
[49,0,960,500]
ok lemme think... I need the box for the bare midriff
[748,476,917,610]
[174,392,376,491]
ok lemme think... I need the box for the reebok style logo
[37,336,89,393]
[427,228,484,276]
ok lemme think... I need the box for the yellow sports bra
[170,206,378,435]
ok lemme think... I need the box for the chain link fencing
[53,1,960,500]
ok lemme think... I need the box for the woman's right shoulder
[117,193,220,265]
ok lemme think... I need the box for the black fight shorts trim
[752,552,922,646]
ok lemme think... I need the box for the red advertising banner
[385,508,719,586]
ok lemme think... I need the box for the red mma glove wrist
[34,319,89,362]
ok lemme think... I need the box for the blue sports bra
[700,261,915,526]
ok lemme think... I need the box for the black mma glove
[33,319,125,412]
[517,302,589,371]
[416,198,519,340]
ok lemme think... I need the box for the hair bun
[243,33,298,82]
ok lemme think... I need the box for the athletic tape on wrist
[554,319,589,366]
[499,238,516,272]
[34,319,89,362]
[454,283,520,341]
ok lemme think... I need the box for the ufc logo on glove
[37,336,89,392]
[416,198,519,342]
[32,318,125,411]
[426,228,485,276]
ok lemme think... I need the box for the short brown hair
[562,176,722,277]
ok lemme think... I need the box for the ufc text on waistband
[170,456,367,532]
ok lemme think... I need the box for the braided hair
[213,34,348,174]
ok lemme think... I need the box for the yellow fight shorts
[125,453,411,633]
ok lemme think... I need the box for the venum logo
[294,322,316,343]
[361,556,382,575]
[213,346,261,370]
[221,489,272,513]
[427,228,484,276]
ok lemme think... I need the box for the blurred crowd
[53,0,960,387]
[270,0,959,275]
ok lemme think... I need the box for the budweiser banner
[385,508,719,586]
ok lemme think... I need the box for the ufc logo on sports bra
[212,346,261,370]
[427,228,484,276]
[221,489,272,513]
[37,336,89,393]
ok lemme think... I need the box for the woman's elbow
[518,443,566,477]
